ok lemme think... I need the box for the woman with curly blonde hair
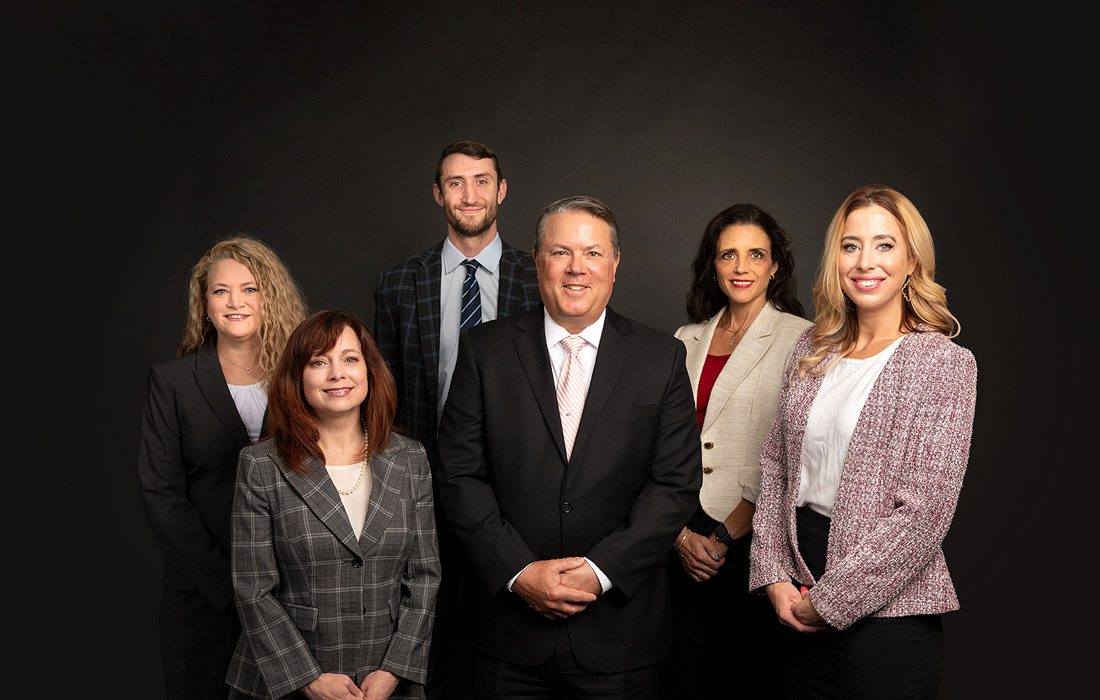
[750,185,977,698]
[139,234,308,700]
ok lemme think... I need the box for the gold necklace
[336,430,370,496]
[219,351,258,376]
[720,314,748,348]
[720,306,763,348]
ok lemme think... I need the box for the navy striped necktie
[460,259,482,331]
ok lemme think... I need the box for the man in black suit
[373,140,539,699]
[436,195,702,698]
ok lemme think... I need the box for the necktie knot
[561,335,586,355]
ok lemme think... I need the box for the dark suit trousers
[159,585,239,700]
[471,626,659,699]
[659,533,779,699]
[427,503,474,700]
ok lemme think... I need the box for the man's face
[433,153,507,238]
[534,211,619,333]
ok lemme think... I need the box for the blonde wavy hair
[800,185,960,376]
[179,235,308,378]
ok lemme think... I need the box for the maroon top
[696,353,731,430]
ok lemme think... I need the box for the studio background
[11,2,1086,697]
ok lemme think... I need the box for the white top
[796,336,904,518]
[325,462,372,539]
[437,234,503,424]
[228,382,267,443]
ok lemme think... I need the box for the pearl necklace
[335,430,370,496]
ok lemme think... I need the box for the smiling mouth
[853,279,883,288]
[729,280,752,288]
[225,314,249,319]
[325,388,354,396]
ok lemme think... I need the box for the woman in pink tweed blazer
[749,185,977,698]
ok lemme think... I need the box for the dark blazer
[226,433,441,699]
[435,307,702,673]
[138,339,255,611]
[373,239,539,462]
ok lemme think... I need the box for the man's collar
[544,308,607,349]
[442,233,502,274]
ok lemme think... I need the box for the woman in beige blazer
[660,204,811,699]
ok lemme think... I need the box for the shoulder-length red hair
[266,309,397,475]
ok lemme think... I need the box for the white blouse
[228,382,267,444]
[796,336,903,517]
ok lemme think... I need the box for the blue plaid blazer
[372,239,539,463]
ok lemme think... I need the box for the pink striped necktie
[557,335,588,459]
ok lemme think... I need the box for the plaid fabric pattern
[373,240,539,461]
[226,434,441,698]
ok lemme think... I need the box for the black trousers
[426,506,474,700]
[659,510,780,699]
[158,585,239,700]
[472,627,659,700]
[782,507,944,699]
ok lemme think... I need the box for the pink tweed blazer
[749,327,977,630]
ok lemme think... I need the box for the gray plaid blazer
[372,239,539,462]
[226,433,440,699]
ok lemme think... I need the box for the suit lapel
[701,303,781,434]
[570,309,630,463]
[356,442,405,554]
[681,311,722,399]
[276,453,362,557]
[416,245,444,413]
[193,340,250,445]
[511,311,568,462]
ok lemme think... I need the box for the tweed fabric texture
[749,328,977,631]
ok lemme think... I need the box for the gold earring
[902,276,912,303]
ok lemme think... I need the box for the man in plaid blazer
[373,140,539,699]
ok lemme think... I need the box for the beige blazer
[675,302,812,519]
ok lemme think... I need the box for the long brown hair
[266,309,398,474]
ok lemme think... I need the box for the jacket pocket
[606,404,658,424]
[282,601,318,632]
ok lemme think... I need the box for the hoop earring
[902,276,912,303]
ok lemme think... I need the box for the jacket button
[351,559,362,568]
[702,467,714,474]
[561,501,572,513]
[703,442,715,449]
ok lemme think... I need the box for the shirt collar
[442,233,503,275]
[544,308,607,350]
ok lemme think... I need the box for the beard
[445,199,499,238]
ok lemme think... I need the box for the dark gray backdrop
[12,2,1086,697]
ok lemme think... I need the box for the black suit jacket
[372,239,539,464]
[138,340,259,610]
[435,307,702,672]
